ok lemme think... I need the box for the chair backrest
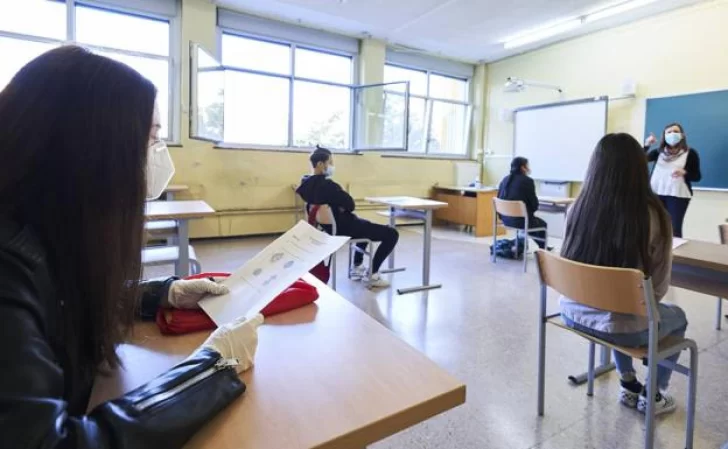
[493,198,528,218]
[535,250,649,317]
[305,203,337,235]
[719,224,728,245]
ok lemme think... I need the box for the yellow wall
[175,0,463,238]
[484,0,728,242]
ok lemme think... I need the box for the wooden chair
[304,203,377,291]
[535,250,698,449]
[492,198,547,272]
[716,224,728,330]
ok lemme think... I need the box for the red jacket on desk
[156,273,319,335]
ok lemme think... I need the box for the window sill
[380,153,474,161]
[213,144,363,155]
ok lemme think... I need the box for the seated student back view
[296,147,398,289]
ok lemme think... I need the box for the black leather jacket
[0,218,245,449]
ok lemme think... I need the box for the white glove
[199,314,264,374]
[166,278,229,309]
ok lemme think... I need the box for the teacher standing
[644,123,701,237]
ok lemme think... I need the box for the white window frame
[0,0,180,142]
[384,63,473,157]
[217,28,357,151]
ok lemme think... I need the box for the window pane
[429,74,468,102]
[294,48,351,84]
[293,81,350,149]
[0,37,57,92]
[222,34,290,75]
[76,6,169,56]
[0,0,65,40]
[428,101,469,155]
[225,71,289,146]
[94,50,170,139]
[407,97,427,153]
[384,65,427,96]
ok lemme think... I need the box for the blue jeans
[562,303,688,390]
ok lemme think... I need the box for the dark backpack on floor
[489,237,525,260]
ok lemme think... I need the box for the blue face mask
[665,132,682,147]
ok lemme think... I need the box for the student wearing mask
[0,46,263,449]
[560,133,686,415]
[644,123,701,237]
[296,147,399,289]
[497,157,547,249]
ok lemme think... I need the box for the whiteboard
[514,98,607,182]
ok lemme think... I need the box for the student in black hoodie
[497,157,547,249]
[297,147,399,288]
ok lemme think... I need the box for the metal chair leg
[537,284,547,416]
[717,298,723,330]
[644,356,658,449]
[331,252,337,291]
[348,244,353,279]
[587,341,596,397]
[523,231,529,273]
[685,344,698,449]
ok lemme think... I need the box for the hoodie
[296,174,357,229]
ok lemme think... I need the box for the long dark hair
[0,46,156,375]
[561,133,671,275]
[659,122,688,153]
[505,156,529,189]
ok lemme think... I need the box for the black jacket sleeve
[523,177,539,216]
[324,180,356,212]
[0,255,245,449]
[685,149,702,183]
[644,145,660,162]
[138,277,177,321]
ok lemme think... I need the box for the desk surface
[366,196,448,210]
[165,184,190,193]
[538,196,575,205]
[673,239,728,274]
[89,275,465,449]
[145,200,215,221]
[434,185,497,193]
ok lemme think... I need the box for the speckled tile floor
[147,225,728,449]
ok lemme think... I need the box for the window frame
[217,28,357,151]
[384,62,472,157]
[0,0,180,142]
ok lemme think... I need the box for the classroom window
[384,64,471,155]
[0,0,177,140]
[220,32,353,149]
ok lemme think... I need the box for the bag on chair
[306,204,332,283]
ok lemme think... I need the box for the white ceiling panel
[216,0,708,62]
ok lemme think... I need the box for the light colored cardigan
[559,207,673,334]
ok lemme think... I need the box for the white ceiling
[216,0,707,63]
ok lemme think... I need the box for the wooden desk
[164,184,190,200]
[89,275,466,449]
[145,201,215,276]
[365,196,448,295]
[431,185,500,237]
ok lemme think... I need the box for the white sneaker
[350,265,368,280]
[619,386,640,409]
[367,273,390,289]
[637,392,677,415]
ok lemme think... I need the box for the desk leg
[380,206,406,275]
[397,209,441,295]
[175,220,190,277]
[568,345,616,385]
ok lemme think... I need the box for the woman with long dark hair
[0,46,262,448]
[560,133,687,415]
[644,123,701,237]
[497,156,547,249]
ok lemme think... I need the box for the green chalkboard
[645,90,728,190]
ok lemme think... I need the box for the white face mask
[146,141,175,200]
[325,165,335,178]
